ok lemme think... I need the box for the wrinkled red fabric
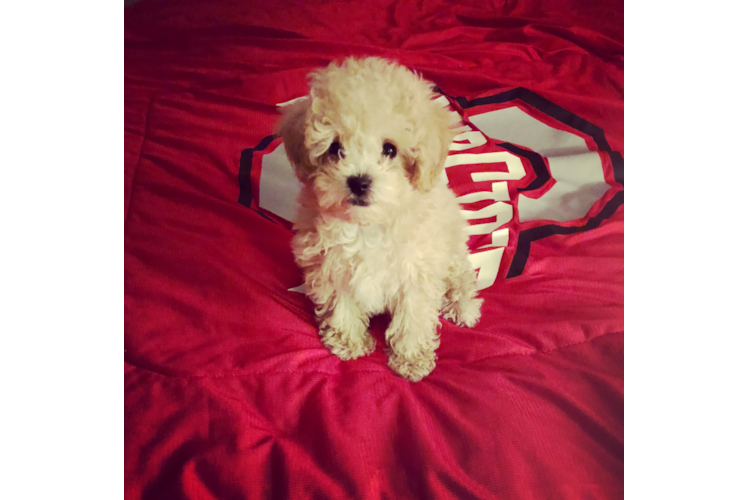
[125,1,624,499]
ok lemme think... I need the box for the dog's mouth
[349,197,370,207]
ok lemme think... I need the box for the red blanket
[125,1,624,498]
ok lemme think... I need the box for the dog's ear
[406,98,458,193]
[277,97,313,181]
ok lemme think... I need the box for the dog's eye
[328,141,345,159]
[382,142,397,159]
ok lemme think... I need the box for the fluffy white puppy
[279,57,482,381]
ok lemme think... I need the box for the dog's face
[279,58,457,223]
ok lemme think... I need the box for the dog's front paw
[319,323,376,361]
[442,296,483,328]
[388,351,436,382]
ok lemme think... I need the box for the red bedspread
[124,1,624,498]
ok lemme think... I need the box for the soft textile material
[124,1,624,498]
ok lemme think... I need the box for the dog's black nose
[347,174,372,197]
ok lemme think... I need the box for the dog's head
[278,57,457,223]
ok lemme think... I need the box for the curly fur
[278,57,482,381]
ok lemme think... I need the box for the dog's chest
[338,224,404,313]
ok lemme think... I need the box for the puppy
[279,57,482,381]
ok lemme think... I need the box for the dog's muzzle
[347,174,372,207]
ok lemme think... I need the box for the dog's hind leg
[440,252,483,328]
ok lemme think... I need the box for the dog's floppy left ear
[277,97,313,181]
[407,98,458,193]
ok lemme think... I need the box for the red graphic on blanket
[239,89,624,289]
